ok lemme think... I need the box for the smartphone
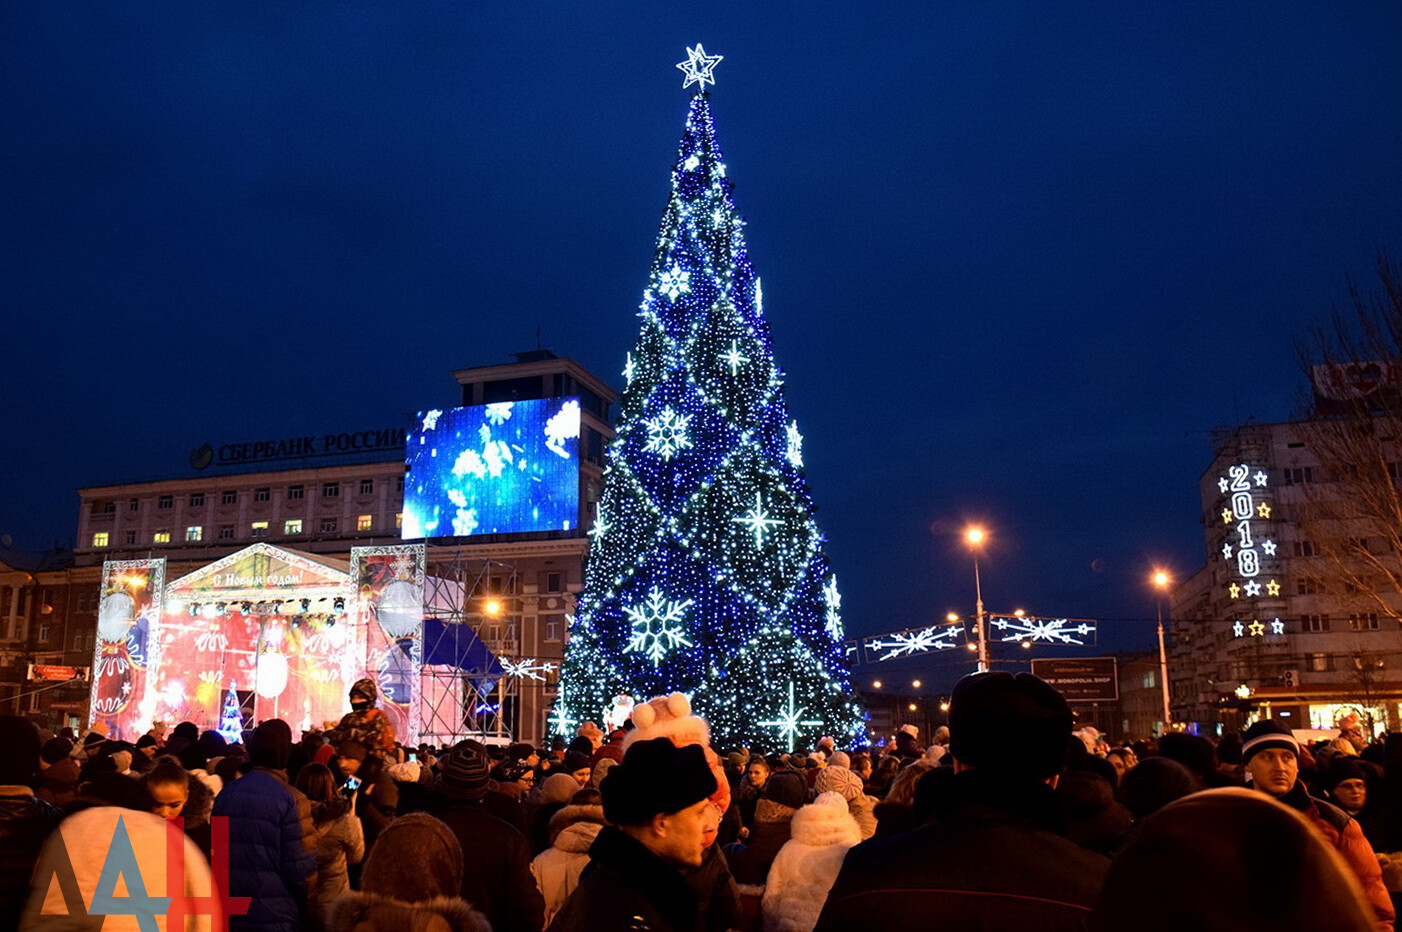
[341,775,361,796]
[408,752,417,763]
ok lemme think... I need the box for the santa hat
[624,693,711,750]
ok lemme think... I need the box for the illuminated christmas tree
[555,47,864,750]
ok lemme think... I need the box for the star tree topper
[677,44,723,91]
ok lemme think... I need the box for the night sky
[4,4,1401,688]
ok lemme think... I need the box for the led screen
[403,397,580,538]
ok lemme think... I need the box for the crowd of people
[1,672,1399,931]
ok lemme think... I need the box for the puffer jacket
[326,891,490,932]
[762,793,863,932]
[1278,781,1395,931]
[213,767,318,932]
[530,804,605,925]
[310,801,365,903]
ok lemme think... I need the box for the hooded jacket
[762,793,862,932]
[530,804,606,925]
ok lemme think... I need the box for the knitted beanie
[1241,719,1299,764]
[814,764,865,801]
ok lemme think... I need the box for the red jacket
[1287,782,1394,931]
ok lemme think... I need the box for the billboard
[403,397,581,538]
[1031,657,1119,702]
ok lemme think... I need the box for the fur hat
[600,738,718,826]
[1242,719,1299,764]
[624,692,711,749]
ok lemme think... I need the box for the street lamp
[1151,569,1173,735]
[965,526,989,673]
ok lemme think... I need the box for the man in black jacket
[814,672,1109,931]
[549,737,718,932]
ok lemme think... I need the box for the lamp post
[965,526,988,673]
[1151,569,1173,735]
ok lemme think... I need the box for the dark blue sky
[4,4,1401,681]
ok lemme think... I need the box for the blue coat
[213,767,318,932]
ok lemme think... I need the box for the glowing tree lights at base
[554,53,863,748]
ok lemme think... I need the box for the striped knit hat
[1241,719,1299,763]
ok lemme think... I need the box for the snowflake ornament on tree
[624,588,695,666]
[643,408,693,460]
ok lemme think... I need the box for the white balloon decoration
[97,593,136,643]
[376,580,422,639]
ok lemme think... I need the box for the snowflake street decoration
[502,658,557,682]
[733,491,783,547]
[862,624,964,662]
[658,264,692,300]
[758,681,823,752]
[624,588,695,666]
[989,615,1096,646]
[786,422,804,468]
[643,408,693,460]
[721,340,750,375]
[823,575,843,640]
[676,43,723,90]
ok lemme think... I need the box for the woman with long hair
[295,762,365,913]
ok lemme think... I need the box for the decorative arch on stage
[87,542,511,744]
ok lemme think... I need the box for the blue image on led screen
[402,398,580,538]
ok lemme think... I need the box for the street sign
[1031,657,1118,702]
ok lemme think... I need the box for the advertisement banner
[1031,657,1119,702]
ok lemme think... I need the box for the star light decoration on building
[1217,463,1278,601]
[988,615,1097,646]
[643,408,693,460]
[861,623,966,662]
[732,491,783,547]
[1232,617,1285,637]
[757,681,823,752]
[501,658,556,682]
[676,43,723,90]
[623,588,695,666]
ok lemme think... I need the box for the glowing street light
[964,525,989,672]
[1151,568,1173,735]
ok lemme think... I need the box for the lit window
[360,479,374,495]
[92,532,110,547]
[395,512,403,529]
[186,526,203,542]
[284,519,303,535]
[251,522,269,539]
[357,515,373,531]
[153,530,172,544]
[320,518,338,533]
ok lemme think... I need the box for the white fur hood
[790,792,863,848]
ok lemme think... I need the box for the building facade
[1170,421,1402,737]
[8,352,615,743]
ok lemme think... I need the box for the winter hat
[312,743,336,766]
[361,813,464,902]
[898,724,919,739]
[110,750,133,775]
[388,760,422,783]
[948,671,1073,780]
[507,742,536,762]
[171,721,200,744]
[1241,719,1299,764]
[726,752,747,770]
[336,740,368,762]
[814,764,865,801]
[435,747,490,800]
[600,737,718,826]
[761,769,808,810]
[1118,757,1199,821]
[1322,758,1372,793]
[41,736,74,766]
[567,735,594,757]
[590,757,617,787]
[541,772,580,805]
[828,751,851,769]
[577,721,604,744]
[250,719,293,770]
[0,715,42,784]
[624,693,711,749]
[349,677,377,704]
[563,750,592,774]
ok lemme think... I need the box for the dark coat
[814,771,1109,932]
[0,791,61,931]
[727,805,794,885]
[429,795,546,932]
[548,825,699,932]
[214,767,319,932]
[683,839,740,932]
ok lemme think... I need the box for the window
[92,532,110,547]
[218,525,235,540]
[357,515,373,531]
[359,479,374,495]
[124,530,137,545]
[1292,540,1317,557]
[1141,671,1156,689]
[543,614,564,642]
[38,624,50,643]
[1303,614,1330,632]
[185,526,203,542]
[284,519,303,535]
[1310,653,1333,672]
[395,513,402,529]
[1296,578,1322,596]
[254,488,270,503]
[1283,467,1313,485]
[189,492,205,507]
[153,530,171,544]
[128,498,140,511]
[93,500,116,515]
[397,476,405,493]
[546,572,563,593]
[320,518,338,533]
[158,495,173,510]
[1349,613,1381,631]
[221,491,237,506]
[322,483,340,498]
[287,485,305,501]
[250,521,269,539]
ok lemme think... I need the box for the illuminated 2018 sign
[1216,463,1280,601]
